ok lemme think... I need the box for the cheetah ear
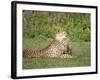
[57,30,62,33]
[66,31,69,35]
[57,30,60,33]
[56,27,63,33]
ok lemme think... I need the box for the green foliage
[23,11,91,69]
[23,42,90,69]
[23,11,90,42]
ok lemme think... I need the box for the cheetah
[23,31,73,58]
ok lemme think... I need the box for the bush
[23,11,90,42]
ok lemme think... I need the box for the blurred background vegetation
[22,10,91,69]
[23,10,91,43]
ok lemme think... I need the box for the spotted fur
[23,31,73,58]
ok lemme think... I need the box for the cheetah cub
[23,31,74,58]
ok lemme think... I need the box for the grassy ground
[23,38,90,69]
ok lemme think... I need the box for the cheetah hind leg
[60,54,76,58]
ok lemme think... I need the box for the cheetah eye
[63,32,65,34]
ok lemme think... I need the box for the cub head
[55,31,68,42]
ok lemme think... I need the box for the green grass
[23,38,90,69]
[23,37,52,49]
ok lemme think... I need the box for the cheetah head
[55,31,68,42]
